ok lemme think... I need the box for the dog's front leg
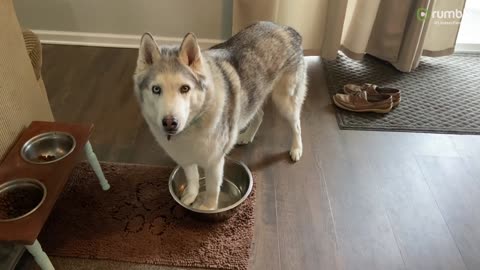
[198,157,225,210]
[181,164,199,205]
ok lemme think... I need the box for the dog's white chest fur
[145,119,220,168]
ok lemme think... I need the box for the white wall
[14,0,232,41]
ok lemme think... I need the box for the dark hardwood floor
[17,44,480,270]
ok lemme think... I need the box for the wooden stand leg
[25,240,54,270]
[84,140,110,190]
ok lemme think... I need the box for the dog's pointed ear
[178,33,203,72]
[137,33,160,71]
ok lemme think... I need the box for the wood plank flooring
[16,45,480,270]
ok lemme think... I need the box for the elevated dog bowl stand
[0,121,110,270]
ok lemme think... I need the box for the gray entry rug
[324,52,480,134]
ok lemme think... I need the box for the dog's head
[133,33,208,139]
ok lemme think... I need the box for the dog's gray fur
[134,21,307,209]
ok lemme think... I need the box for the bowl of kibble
[0,178,46,222]
[21,131,76,164]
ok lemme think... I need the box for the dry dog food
[37,154,56,162]
[0,186,43,220]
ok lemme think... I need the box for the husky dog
[133,22,307,210]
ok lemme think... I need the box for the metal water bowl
[0,178,47,222]
[169,158,253,221]
[21,131,76,164]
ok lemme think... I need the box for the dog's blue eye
[151,85,162,95]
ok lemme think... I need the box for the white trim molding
[32,30,224,49]
[455,43,480,53]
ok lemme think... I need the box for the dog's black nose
[162,116,179,132]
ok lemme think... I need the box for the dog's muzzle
[162,116,179,136]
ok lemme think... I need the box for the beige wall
[13,0,233,40]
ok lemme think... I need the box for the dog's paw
[192,196,218,211]
[289,147,303,162]
[180,186,199,205]
[236,139,250,145]
[236,134,251,145]
[196,204,217,211]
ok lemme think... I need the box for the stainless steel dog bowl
[0,178,47,222]
[169,158,253,221]
[21,131,76,164]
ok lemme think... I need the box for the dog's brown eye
[180,85,190,93]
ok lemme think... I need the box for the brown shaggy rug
[39,162,255,270]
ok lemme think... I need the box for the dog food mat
[40,162,255,270]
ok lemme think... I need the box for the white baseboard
[32,30,224,49]
[455,43,480,53]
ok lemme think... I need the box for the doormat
[324,52,480,134]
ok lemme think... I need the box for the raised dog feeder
[0,121,111,270]
[21,132,76,164]
[169,158,253,221]
[0,179,46,222]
